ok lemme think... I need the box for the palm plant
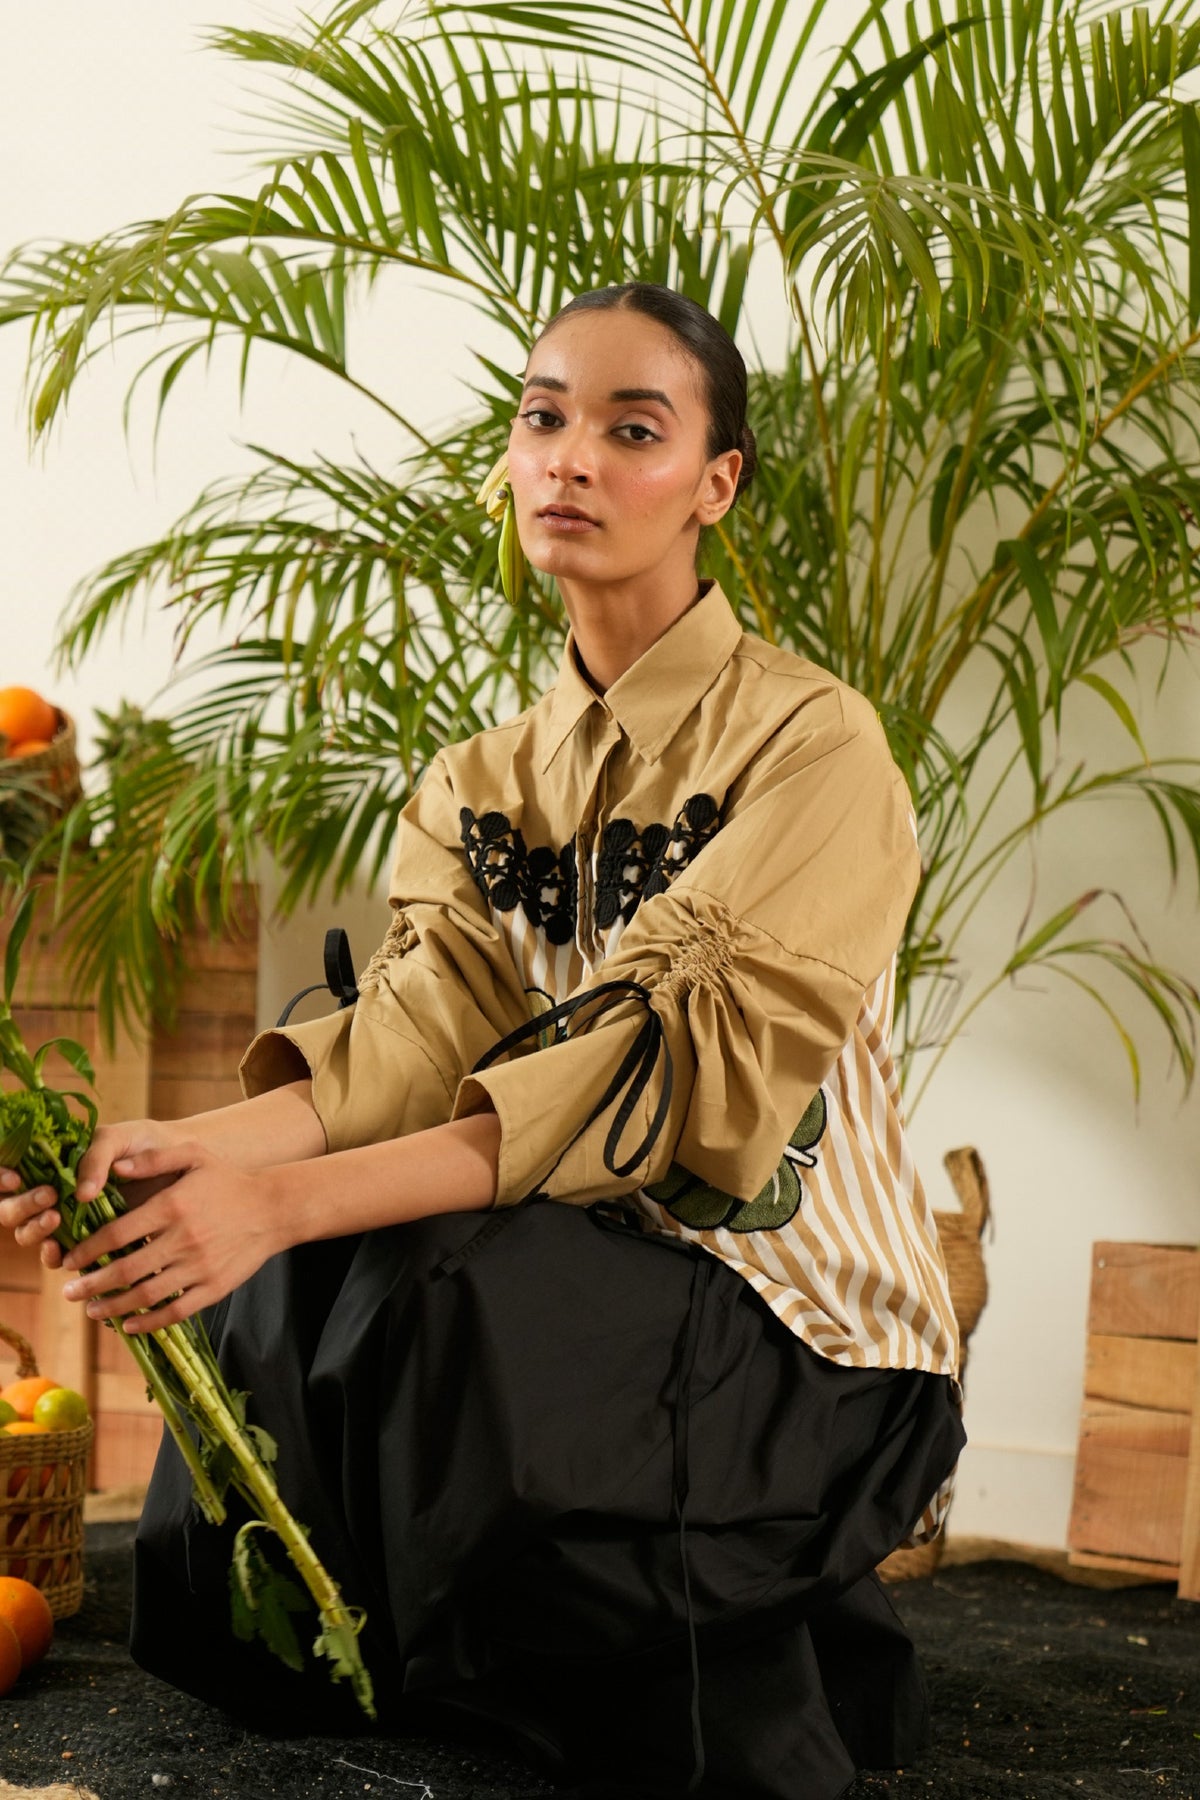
[4,0,1200,1105]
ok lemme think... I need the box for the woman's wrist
[263,1110,502,1249]
[254,1161,311,1262]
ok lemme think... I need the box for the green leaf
[1006,891,1104,973]
[1180,103,1200,330]
[31,1037,96,1088]
[229,1522,308,1674]
[3,888,37,1007]
[1077,673,1148,761]
[313,1609,375,1717]
[0,1114,34,1169]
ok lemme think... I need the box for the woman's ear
[696,448,742,526]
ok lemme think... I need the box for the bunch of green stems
[0,881,373,1716]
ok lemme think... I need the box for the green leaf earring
[476,454,526,606]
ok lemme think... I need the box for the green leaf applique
[645,1089,828,1235]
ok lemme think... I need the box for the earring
[476,454,526,606]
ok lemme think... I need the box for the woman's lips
[538,509,600,533]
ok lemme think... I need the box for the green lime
[31,1387,89,1431]
[0,1403,18,1428]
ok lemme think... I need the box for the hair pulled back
[540,283,757,501]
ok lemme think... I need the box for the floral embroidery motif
[459,808,577,945]
[595,793,720,930]
[460,794,720,941]
[644,1088,828,1234]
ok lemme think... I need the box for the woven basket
[877,1146,990,1584]
[0,1324,91,1620]
[5,710,83,817]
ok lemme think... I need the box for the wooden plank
[1068,1547,1181,1581]
[1086,1333,1197,1413]
[92,1413,163,1492]
[0,1239,43,1294]
[96,1371,157,1416]
[1078,1400,1192,1459]
[149,1074,245,1120]
[150,1012,257,1079]
[0,1292,40,1355]
[91,1019,150,1123]
[1180,1309,1200,1602]
[94,1326,135,1377]
[36,1269,92,1402]
[1089,1243,1200,1342]
[161,970,258,1016]
[1068,1439,1186,1566]
[178,923,259,977]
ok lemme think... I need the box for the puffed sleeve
[238,752,528,1151]
[451,687,920,1207]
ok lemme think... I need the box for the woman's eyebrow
[612,386,678,417]
[521,373,678,417]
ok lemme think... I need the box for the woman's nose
[545,429,594,485]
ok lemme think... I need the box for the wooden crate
[0,892,259,1496]
[1067,1242,1200,1600]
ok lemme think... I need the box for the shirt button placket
[577,714,620,964]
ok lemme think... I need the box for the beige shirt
[241,580,962,1547]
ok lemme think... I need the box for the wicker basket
[5,710,83,818]
[0,1324,91,1620]
[877,1146,991,1584]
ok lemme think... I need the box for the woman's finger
[60,1201,166,1272]
[124,1287,210,1334]
[79,1267,184,1323]
[39,1241,63,1271]
[62,1238,167,1303]
[14,1206,61,1250]
[108,1140,203,1187]
[0,1188,59,1233]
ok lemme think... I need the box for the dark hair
[539,283,757,500]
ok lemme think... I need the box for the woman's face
[506,308,740,589]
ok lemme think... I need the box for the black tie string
[472,978,674,1185]
[435,979,675,1277]
[276,927,360,1026]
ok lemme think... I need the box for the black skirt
[131,1200,966,1800]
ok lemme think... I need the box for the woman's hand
[0,1118,193,1272]
[55,1136,291,1332]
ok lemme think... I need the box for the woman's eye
[616,423,659,443]
[518,408,560,429]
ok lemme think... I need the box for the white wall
[3,4,1198,1548]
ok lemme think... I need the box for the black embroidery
[459,808,577,945]
[595,793,720,930]
[460,795,719,943]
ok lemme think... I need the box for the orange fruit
[0,1378,59,1421]
[0,688,57,752]
[8,739,53,759]
[0,1578,52,1669]
[6,1462,53,1503]
[32,1389,88,1432]
[0,1616,22,1694]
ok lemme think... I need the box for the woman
[0,284,965,1800]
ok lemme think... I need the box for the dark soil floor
[0,1525,1195,1800]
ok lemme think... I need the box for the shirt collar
[541,580,743,772]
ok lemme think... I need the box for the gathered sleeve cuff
[452,694,920,1208]
[239,752,528,1153]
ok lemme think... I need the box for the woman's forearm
[266,1107,501,1250]
[177,1079,327,1169]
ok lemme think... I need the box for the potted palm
[3,0,1200,1549]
